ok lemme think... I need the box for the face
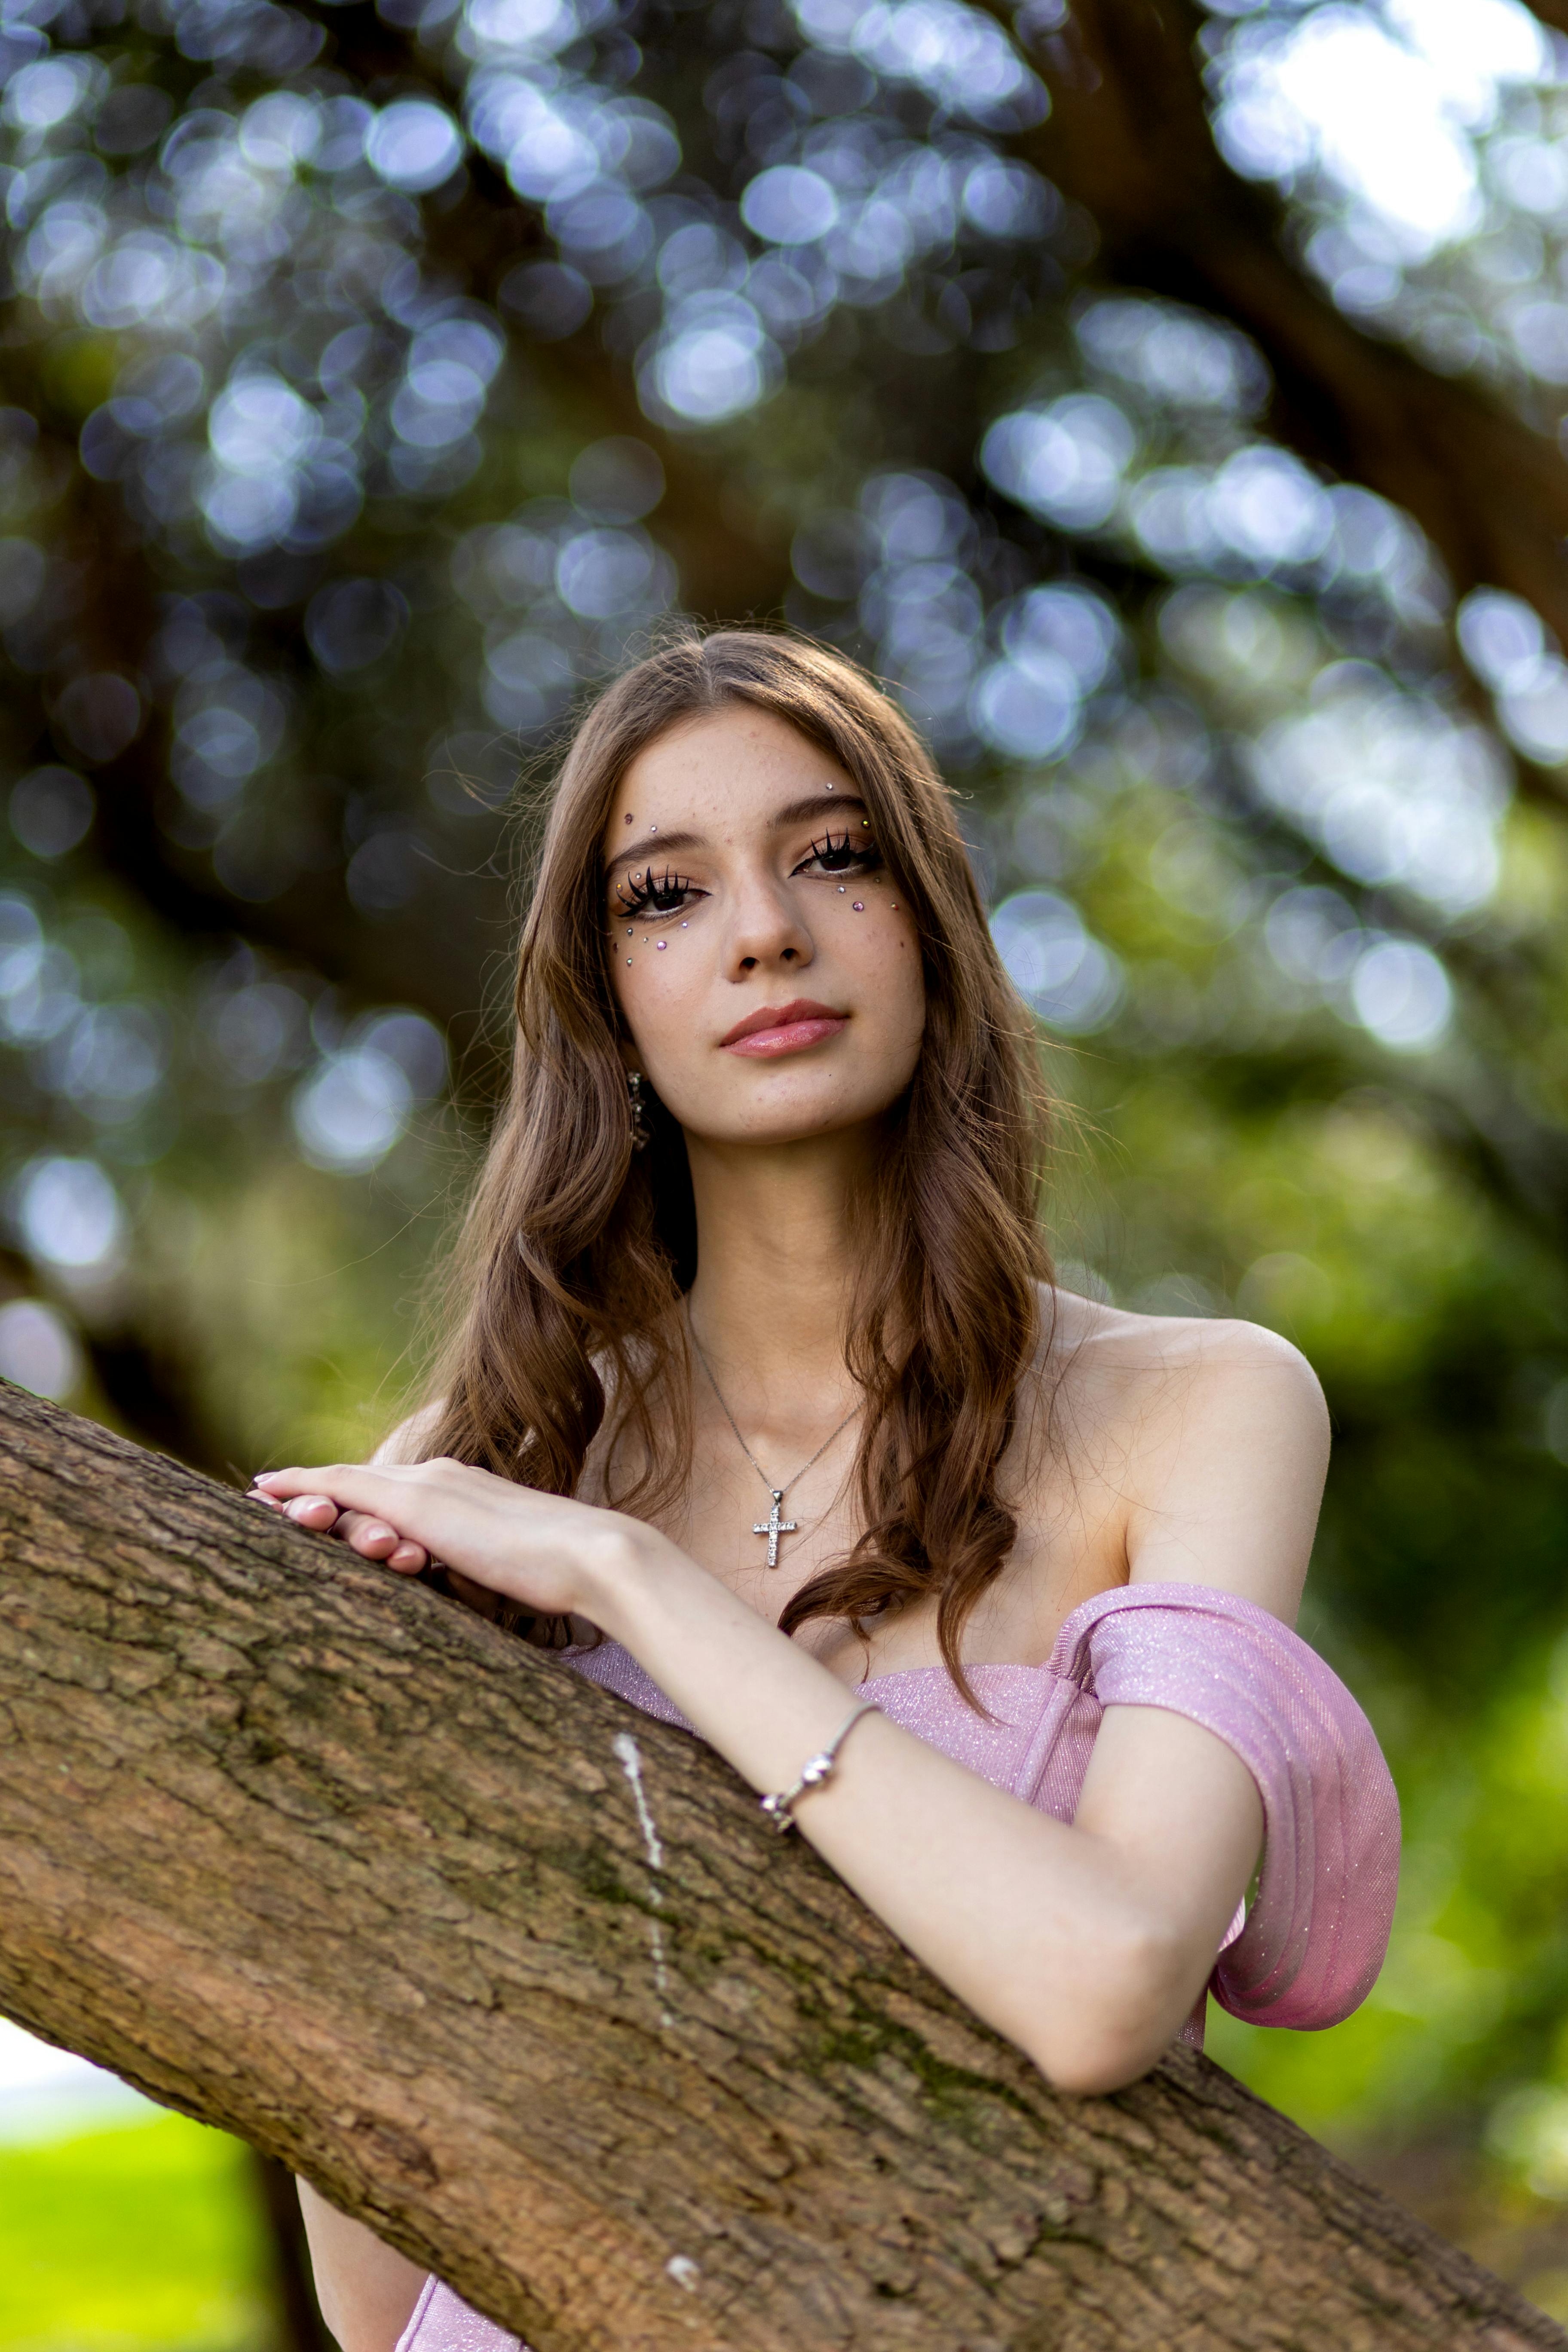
[602,703,926,1148]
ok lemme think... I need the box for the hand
[245,1458,651,1624]
[253,1488,429,1573]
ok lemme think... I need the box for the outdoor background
[5,0,1568,2334]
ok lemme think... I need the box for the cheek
[608,927,704,1058]
[844,902,925,1020]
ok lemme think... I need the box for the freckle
[852,900,864,912]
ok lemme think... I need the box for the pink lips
[720,999,849,1057]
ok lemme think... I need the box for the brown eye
[616,867,699,919]
[796,831,883,879]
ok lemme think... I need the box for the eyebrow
[605,792,868,879]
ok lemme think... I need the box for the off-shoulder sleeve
[1054,1583,1400,2029]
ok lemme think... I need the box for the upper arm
[1121,1319,1329,1625]
[1059,1322,1328,2040]
[296,2178,426,2352]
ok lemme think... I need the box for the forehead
[608,703,851,825]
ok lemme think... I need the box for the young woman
[249,630,1399,2352]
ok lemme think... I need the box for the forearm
[588,1538,1259,2090]
[297,2178,428,2352]
[249,1462,1261,2093]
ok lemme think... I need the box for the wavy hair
[417,628,1054,1691]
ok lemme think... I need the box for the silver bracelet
[758,1699,880,1835]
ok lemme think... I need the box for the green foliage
[0,2118,268,2352]
[3,0,1568,2291]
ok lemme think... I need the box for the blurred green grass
[0,2117,268,2352]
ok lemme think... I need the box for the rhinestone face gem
[852,900,864,911]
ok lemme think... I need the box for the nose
[724,864,815,979]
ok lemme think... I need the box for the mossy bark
[0,1379,1560,2351]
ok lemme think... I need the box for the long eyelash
[805,831,883,869]
[615,866,689,915]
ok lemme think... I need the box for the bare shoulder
[1030,1283,1329,1619]
[1041,1283,1325,1432]
[370,1397,448,1466]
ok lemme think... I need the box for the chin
[726,1094,898,1145]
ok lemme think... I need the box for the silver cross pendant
[753,1489,798,1568]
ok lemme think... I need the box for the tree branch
[1016,0,1568,645]
[0,1380,1560,2350]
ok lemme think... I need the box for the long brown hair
[419,627,1054,1689]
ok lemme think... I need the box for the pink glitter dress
[395,1580,1400,2352]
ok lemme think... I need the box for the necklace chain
[687,1314,861,1535]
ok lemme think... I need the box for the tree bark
[0,1379,1560,2352]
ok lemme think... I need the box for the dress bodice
[565,1578,1400,2034]
[566,1638,1099,1806]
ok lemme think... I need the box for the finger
[246,1488,339,1528]
[283,1495,341,1529]
[250,1465,446,1576]
[267,1494,427,1573]
[331,1508,426,1571]
[332,1508,382,1541]
[251,1465,412,1518]
[345,1517,407,1562]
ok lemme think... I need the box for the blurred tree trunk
[253,2149,337,2352]
[1008,0,1568,649]
[0,1378,1562,2352]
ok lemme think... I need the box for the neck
[683,1125,871,1413]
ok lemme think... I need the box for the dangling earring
[627,1070,650,1152]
